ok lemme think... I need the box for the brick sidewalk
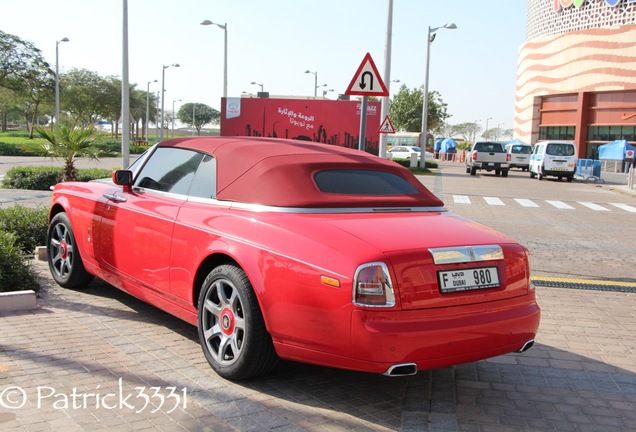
[1,260,635,431]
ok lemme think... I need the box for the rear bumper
[349,295,540,373]
[541,168,576,177]
[473,162,510,170]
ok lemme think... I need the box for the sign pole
[345,53,389,153]
[358,96,368,152]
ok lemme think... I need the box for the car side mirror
[112,170,134,193]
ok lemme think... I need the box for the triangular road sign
[345,53,389,97]
[378,115,396,134]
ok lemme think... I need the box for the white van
[529,141,577,182]
[505,142,532,171]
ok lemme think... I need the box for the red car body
[47,137,539,380]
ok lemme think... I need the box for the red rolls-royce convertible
[47,137,540,380]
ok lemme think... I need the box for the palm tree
[35,121,99,182]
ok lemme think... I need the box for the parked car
[505,142,533,171]
[388,146,434,160]
[47,137,540,380]
[529,141,577,181]
[466,141,511,176]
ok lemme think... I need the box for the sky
[2,0,528,130]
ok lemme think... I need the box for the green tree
[451,122,482,143]
[60,68,110,124]
[34,121,100,181]
[0,30,49,90]
[389,85,450,134]
[0,87,21,132]
[16,60,55,138]
[177,103,220,136]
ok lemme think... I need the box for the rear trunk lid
[325,211,531,310]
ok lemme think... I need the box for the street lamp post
[304,70,318,97]
[155,91,160,141]
[201,20,228,98]
[145,80,157,141]
[419,23,457,168]
[485,117,493,139]
[55,37,69,124]
[322,88,335,98]
[192,104,196,136]
[250,82,264,92]
[161,63,180,139]
[172,99,181,138]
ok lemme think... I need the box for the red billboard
[220,97,382,153]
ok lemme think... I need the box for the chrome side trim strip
[184,195,447,214]
[428,245,504,264]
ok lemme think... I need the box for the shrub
[0,166,62,190]
[0,142,47,156]
[1,166,113,190]
[76,168,113,182]
[0,231,41,293]
[0,205,49,254]
[391,158,438,169]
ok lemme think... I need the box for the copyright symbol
[0,386,27,409]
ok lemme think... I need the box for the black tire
[47,212,94,288]
[495,169,501,176]
[198,264,279,380]
[465,166,470,174]
[502,170,509,177]
[470,166,477,176]
[530,170,535,179]
[567,175,574,183]
[538,172,544,180]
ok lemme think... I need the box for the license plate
[438,267,500,293]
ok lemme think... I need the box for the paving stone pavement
[1,157,636,431]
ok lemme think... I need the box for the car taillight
[506,154,511,162]
[472,152,477,161]
[353,262,395,307]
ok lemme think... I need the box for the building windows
[587,125,636,142]
[538,126,575,141]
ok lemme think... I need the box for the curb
[0,290,37,312]
[532,276,636,293]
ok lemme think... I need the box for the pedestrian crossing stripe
[514,199,540,208]
[546,200,575,210]
[610,203,636,213]
[450,195,636,213]
[484,197,505,206]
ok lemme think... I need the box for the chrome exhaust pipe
[516,339,535,353]
[383,363,418,377]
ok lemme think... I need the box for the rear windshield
[314,170,419,195]
[546,143,575,156]
[475,142,504,152]
[510,145,531,154]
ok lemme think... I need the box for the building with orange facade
[515,0,636,159]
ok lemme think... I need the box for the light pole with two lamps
[419,23,457,168]
[55,37,70,123]
[484,117,493,139]
[160,63,180,139]
[145,80,157,141]
[172,99,182,138]
[201,20,228,98]
[250,82,264,93]
[304,70,318,97]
